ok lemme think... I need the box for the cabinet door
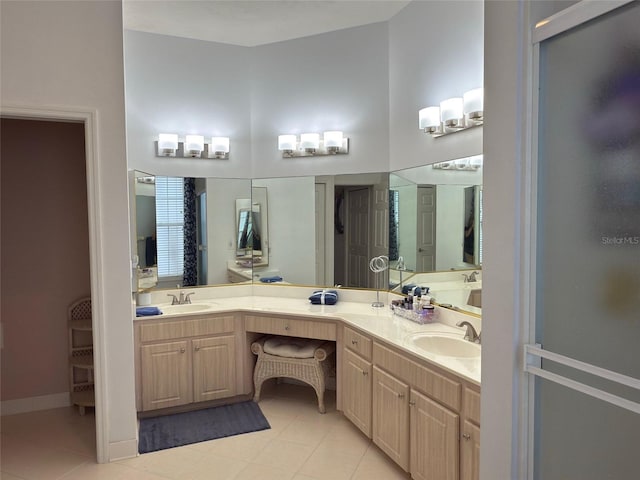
[410,389,459,480]
[373,366,410,471]
[141,340,191,411]
[192,335,236,402]
[460,420,480,480]
[343,348,372,437]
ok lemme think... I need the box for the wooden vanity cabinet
[366,340,478,480]
[135,314,241,412]
[410,389,459,480]
[461,387,481,480]
[342,327,373,437]
[373,365,410,471]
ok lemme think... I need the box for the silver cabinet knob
[284,325,290,331]
[398,393,405,399]
[194,346,200,352]
[462,433,471,440]
[409,400,416,406]
[362,371,369,376]
[352,340,358,345]
[179,348,186,353]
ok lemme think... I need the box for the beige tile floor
[1,383,410,479]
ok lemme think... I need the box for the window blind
[155,176,184,277]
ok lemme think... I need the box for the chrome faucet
[457,321,481,343]
[462,271,480,283]
[167,291,195,305]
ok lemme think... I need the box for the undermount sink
[161,303,215,315]
[408,333,481,358]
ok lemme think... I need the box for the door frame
[1,104,108,463]
[523,2,635,478]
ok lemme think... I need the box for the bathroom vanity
[133,288,480,480]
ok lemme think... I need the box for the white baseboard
[1,392,71,416]
[109,438,139,462]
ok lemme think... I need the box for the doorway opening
[0,117,97,458]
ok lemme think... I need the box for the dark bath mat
[138,401,271,454]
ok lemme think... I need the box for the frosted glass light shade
[418,106,441,130]
[211,136,229,153]
[463,88,484,118]
[185,135,204,156]
[278,134,297,151]
[158,133,178,152]
[454,158,470,169]
[323,131,343,148]
[469,155,483,167]
[440,97,464,123]
[300,133,320,150]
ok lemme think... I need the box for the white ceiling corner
[123,0,411,47]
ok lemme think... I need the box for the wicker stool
[251,336,335,414]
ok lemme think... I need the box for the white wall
[0,0,136,461]
[250,23,390,178]
[388,0,484,172]
[124,30,253,179]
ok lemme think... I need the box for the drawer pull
[397,393,405,399]
[179,348,186,353]
[351,340,358,345]
[462,433,471,440]
[284,325,290,331]
[362,371,369,376]
[194,346,200,352]
[409,400,416,407]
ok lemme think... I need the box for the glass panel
[535,2,640,478]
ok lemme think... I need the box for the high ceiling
[123,0,411,47]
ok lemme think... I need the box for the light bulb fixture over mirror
[155,133,231,159]
[278,131,349,158]
[419,87,484,137]
[431,154,483,171]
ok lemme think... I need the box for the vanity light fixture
[418,106,442,134]
[419,87,484,137]
[157,133,179,156]
[440,97,464,130]
[300,133,320,152]
[463,87,484,124]
[431,154,483,171]
[277,131,349,158]
[208,136,230,159]
[155,134,230,159]
[185,135,205,157]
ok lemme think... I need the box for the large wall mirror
[390,159,483,273]
[129,171,389,290]
[389,157,483,314]
[130,165,481,314]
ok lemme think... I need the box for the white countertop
[135,287,481,386]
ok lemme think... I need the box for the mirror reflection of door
[417,185,436,271]
[345,186,370,288]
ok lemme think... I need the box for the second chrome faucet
[457,320,481,343]
[167,291,195,305]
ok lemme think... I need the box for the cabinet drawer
[373,342,461,412]
[463,386,481,425]
[140,315,236,343]
[245,315,336,340]
[344,326,372,361]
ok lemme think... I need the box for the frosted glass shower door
[527,2,640,479]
